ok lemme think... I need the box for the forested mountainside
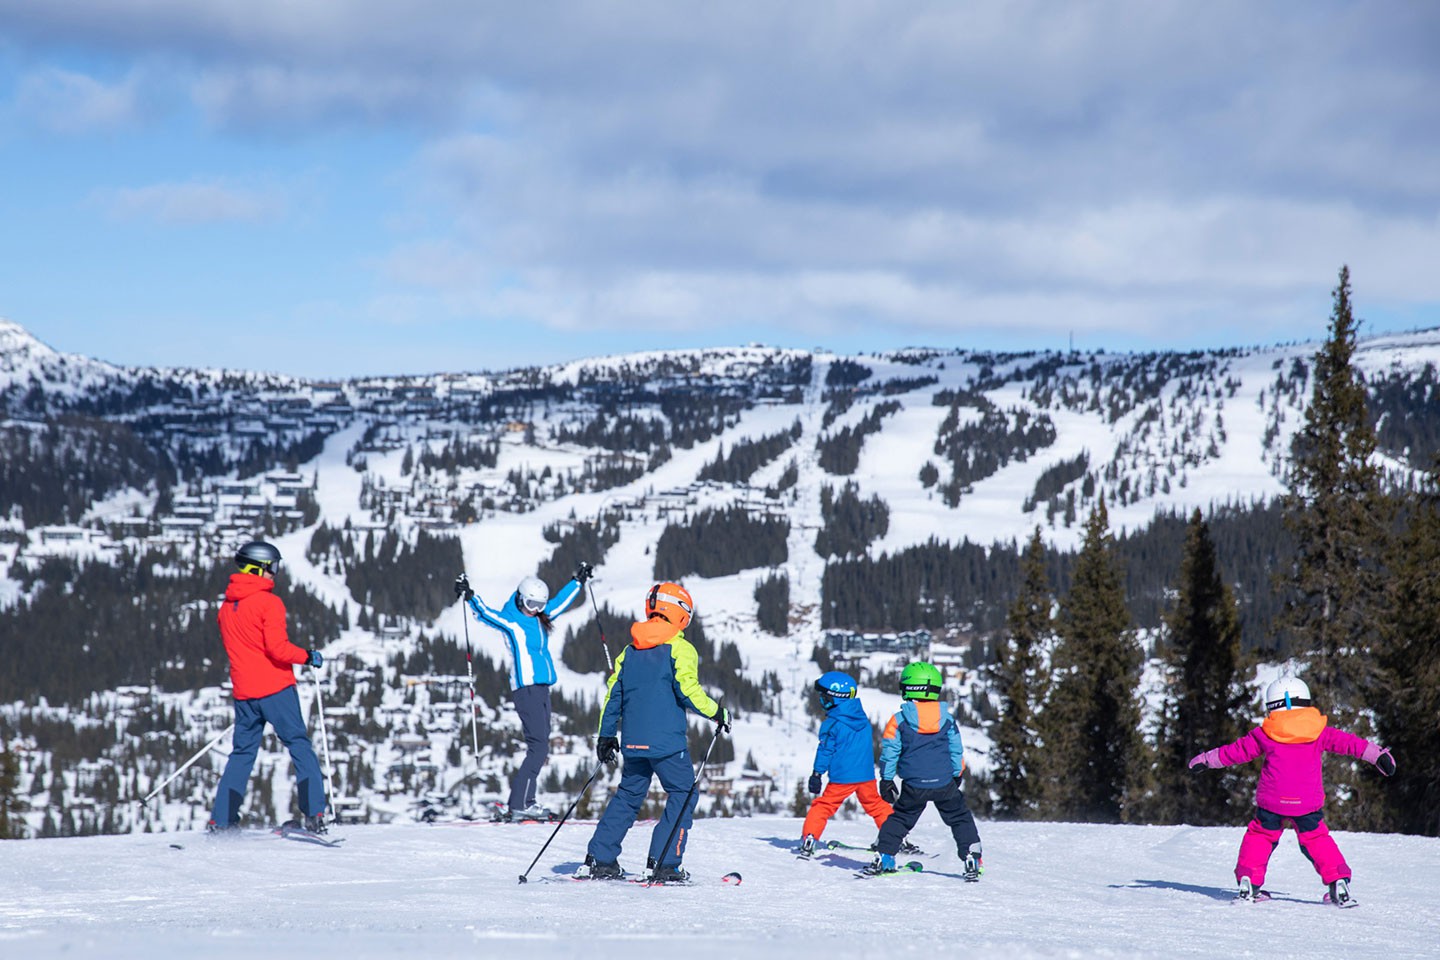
[2,302,1438,842]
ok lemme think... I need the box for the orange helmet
[646,581,694,631]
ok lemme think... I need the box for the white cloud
[15,68,140,134]
[97,181,285,225]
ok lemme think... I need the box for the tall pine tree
[1280,265,1391,724]
[1037,499,1144,823]
[0,741,23,839]
[1151,509,1250,825]
[1374,459,1440,836]
[989,527,1052,819]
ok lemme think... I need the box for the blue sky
[2,1,1438,378]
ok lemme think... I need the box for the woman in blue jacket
[454,564,589,820]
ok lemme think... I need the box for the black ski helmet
[235,540,281,575]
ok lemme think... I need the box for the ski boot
[205,820,240,837]
[1235,877,1271,902]
[302,813,328,835]
[861,853,898,876]
[898,840,925,856]
[580,854,625,880]
[647,857,690,884]
[796,835,817,859]
[508,804,555,822]
[1324,878,1356,907]
[961,842,983,882]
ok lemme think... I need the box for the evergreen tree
[1151,509,1249,825]
[1374,461,1440,836]
[1280,265,1391,723]
[0,741,24,839]
[988,528,1052,819]
[1036,499,1143,823]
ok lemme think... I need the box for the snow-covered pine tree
[1036,499,1144,823]
[1150,509,1250,825]
[1279,266,1394,828]
[1375,458,1440,836]
[989,527,1052,819]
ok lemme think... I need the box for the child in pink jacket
[1188,676,1396,906]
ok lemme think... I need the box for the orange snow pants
[801,780,894,839]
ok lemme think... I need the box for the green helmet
[899,661,943,701]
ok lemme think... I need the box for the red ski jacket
[218,573,309,700]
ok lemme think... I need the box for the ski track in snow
[1,819,1437,960]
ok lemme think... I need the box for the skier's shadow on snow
[757,836,881,874]
[1113,879,1242,902]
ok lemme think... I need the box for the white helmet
[1264,676,1312,712]
[516,576,549,615]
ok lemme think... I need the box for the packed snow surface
[1,818,1436,959]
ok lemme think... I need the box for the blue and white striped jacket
[466,579,582,690]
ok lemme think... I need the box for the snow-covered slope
[1,818,1435,959]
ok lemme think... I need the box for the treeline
[417,436,500,472]
[753,572,789,636]
[816,400,900,475]
[0,551,346,704]
[331,528,464,621]
[0,418,172,525]
[933,392,1056,507]
[1368,362,1440,467]
[536,516,621,588]
[821,499,1288,651]
[653,506,789,579]
[696,420,802,484]
[814,482,890,559]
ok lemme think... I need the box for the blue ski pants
[587,750,697,868]
[509,684,552,810]
[210,684,326,826]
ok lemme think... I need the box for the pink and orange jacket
[1192,707,1380,813]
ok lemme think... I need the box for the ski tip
[906,861,924,872]
[722,872,743,886]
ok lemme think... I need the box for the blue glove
[307,649,324,668]
[880,779,899,805]
[808,773,823,795]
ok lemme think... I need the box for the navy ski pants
[587,750,697,868]
[876,780,981,857]
[509,684,552,810]
[210,685,325,826]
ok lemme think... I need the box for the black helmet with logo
[235,540,282,575]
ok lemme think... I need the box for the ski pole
[586,580,614,673]
[650,719,724,880]
[517,760,605,884]
[310,665,338,818]
[459,594,482,766]
[141,723,234,806]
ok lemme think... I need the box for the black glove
[596,736,619,765]
[575,561,594,584]
[808,773,823,796]
[880,779,899,805]
[1375,748,1396,777]
[953,774,963,790]
[454,573,473,602]
[714,705,731,734]
[307,649,324,668]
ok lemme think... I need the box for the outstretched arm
[1189,729,1262,769]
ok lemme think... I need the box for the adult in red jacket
[208,541,328,833]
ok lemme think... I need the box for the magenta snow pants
[1235,808,1350,887]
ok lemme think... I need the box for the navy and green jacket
[879,699,966,789]
[598,617,721,758]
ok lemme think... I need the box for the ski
[276,821,345,847]
[541,870,742,887]
[855,860,924,878]
[826,839,928,857]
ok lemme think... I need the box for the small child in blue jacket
[796,671,893,858]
